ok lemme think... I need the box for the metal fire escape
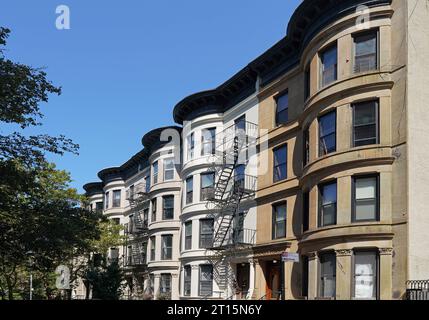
[205,121,258,298]
[124,183,149,298]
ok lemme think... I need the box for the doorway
[265,261,281,300]
[236,263,250,298]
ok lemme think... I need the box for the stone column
[191,265,199,298]
[307,252,318,300]
[335,249,353,300]
[171,273,179,300]
[153,274,160,300]
[248,259,256,299]
[254,259,264,299]
[379,248,393,300]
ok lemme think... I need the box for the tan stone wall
[255,2,410,300]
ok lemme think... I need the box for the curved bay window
[319,252,336,299]
[353,250,379,300]
[319,111,336,156]
[318,181,337,227]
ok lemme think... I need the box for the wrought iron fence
[406,280,429,300]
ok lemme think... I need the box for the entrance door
[236,263,250,298]
[266,262,281,300]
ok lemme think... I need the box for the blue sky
[0,0,301,192]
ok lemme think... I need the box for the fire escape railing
[204,121,258,297]
[124,183,149,271]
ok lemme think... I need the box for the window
[303,191,309,232]
[129,185,135,200]
[353,175,379,222]
[200,172,215,201]
[199,265,213,296]
[143,209,149,228]
[151,198,157,222]
[303,128,310,167]
[150,237,155,261]
[105,192,109,209]
[160,274,171,294]
[201,128,216,156]
[185,221,192,250]
[234,164,245,190]
[145,176,150,193]
[235,115,246,134]
[112,190,121,208]
[153,161,158,184]
[302,255,309,298]
[272,202,287,239]
[184,265,192,296]
[164,158,175,181]
[199,219,214,248]
[354,31,378,73]
[162,195,174,220]
[276,91,289,125]
[319,252,336,298]
[161,235,173,260]
[187,133,194,160]
[95,202,103,213]
[273,145,287,182]
[320,43,337,87]
[304,65,311,100]
[319,111,336,156]
[149,274,154,293]
[353,100,379,147]
[353,251,378,299]
[186,176,193,204]
[319,181,337,227]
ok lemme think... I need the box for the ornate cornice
[335,249,353,257]
[378,247,393,255]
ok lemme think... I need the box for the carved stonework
[335,249,353,257]
[379,248,393,255]
[191,265,199,270]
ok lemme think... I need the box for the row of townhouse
[77,0,429,300]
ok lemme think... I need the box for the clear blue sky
[0,0,301,192]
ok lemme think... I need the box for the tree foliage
[0,27,102,300]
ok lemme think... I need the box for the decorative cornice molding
[378,247,393,255]
[335,249,353,257]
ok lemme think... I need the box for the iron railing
[406,280,429,300]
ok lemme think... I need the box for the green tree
[0,27,100,300]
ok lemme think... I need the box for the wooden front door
[266,263,281,300]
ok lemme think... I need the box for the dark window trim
[351,173,380,223]
[272,201,287,240]
[303,127,310,167]
[199,218,214,249]
[201,127,216,156]
[318,251,337,299]
[184,220,192,251]
[302,191,310,232]
[351,249,380,300]
[273,144,287,182]
[198,264,213,297]
[274,89,289,126]
[352,28,380,74]
[318,110,337,157]
[318,180,337,227]
[184,265,192,296]
[186,176,193,204]
[162,195,174,220]
[352,99,380,147]
[161,234,173,260]
[319,42,338,88]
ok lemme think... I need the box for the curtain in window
[354,252,377,299]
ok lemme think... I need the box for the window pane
[320,253,336,298]
[201,173,214,188]
[321,45,337,86]
[277,93,288,112]
[322,183,337,205]
[356,199,377,221]
[354,33,377,73]
[354,252,377,299]
[320,112,336,136]
[322,203,336,225]
[354,125,377,141]
[354,102,376,125]
[356,177,376,199]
